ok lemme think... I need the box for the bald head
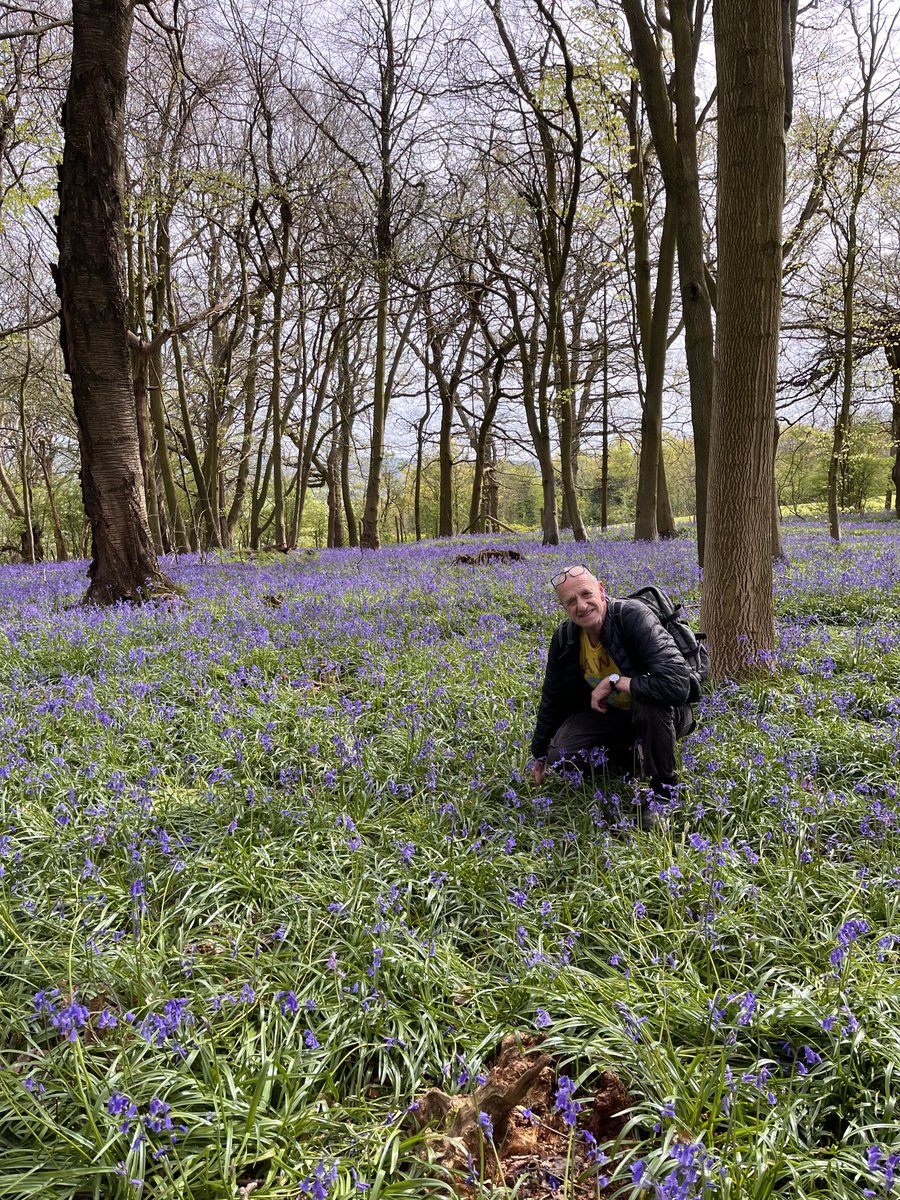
[556,567,607,635]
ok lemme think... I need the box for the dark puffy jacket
[530,597,692,759]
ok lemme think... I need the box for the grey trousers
[547,700,694,780]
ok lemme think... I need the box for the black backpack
[626,585,710,703]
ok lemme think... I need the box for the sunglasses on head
[550,564,592,588]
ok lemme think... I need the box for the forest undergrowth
[0,520,898,1200]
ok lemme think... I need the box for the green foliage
[0,526,898,1197]
[776,421,894,516]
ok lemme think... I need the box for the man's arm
[530,627,564,764]
[618,602,691,706]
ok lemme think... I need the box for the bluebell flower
[478,1111,494,1141]
[275,990,299,1016]
[553,1075,582,1128]
[107,1091,138,1133]
[145,1098,173,1134]
[51,999,90,1042]
[299,1159,338,1199]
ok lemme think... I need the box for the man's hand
[531,759,546,784]
[591,675,632,712]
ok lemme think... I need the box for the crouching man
[530,565,695,800]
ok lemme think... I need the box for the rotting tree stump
[452,547,524,567]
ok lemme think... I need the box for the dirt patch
[408,1034,631,1196]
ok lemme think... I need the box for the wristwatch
[608,674,621,691]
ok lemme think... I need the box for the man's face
[556,570,607,630]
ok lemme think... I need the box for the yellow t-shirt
[580,629,631,710]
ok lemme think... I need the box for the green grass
[0,530,898,1198]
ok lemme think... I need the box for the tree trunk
[131,349,163,552]
[168,285,220,549]
[326,389,344,549]
[634,200,677,540]
[414,362,431,542]
[827,274,855,544]
[269,208,292,549]
[151,210,190,551]
[249,398,273,551]
[771,419,786,561]
[485,436,500,531]
[886,342,900,517]
[468,356,503,533]
[54,0,171,603]
[435,346,454,538]
[622,0,715,564]
[656,446,677,538]
[521,312,558,543]
[360,260,390,549]
[340,409,358,549]
[226,298,264,542]
[702,0,784,680]
[17,335,35,564]
[467,370,487,536]
[600,298,609,532]
[0,454,25,520]
[38,444,69,561]
[337,315,359,550]
[147,347,188,552]
[554,335,586,541]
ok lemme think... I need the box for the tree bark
[268,203,292,549]
[600,284,609,531]
[0,453,25,520]
[634,199,677,540]
[326,388,344,549]
[467,352,504,533]
[771,419,786,561]
[702,0,784,680]
[337,297,359,548]
[359,9,397,551]
[54,0,171,602]
[622,0,715,564]
[427,296,478,538]
[435,339,454,538]
[656,446,677,538]
[414,358,432,542]
[827,271,855,544]
[16,334,36,564]
[168,281,219,551]
[130,347,162,552]
[886,342,900,517]
[151,209,190,551]
[37,443,69,561]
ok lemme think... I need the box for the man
[530,565,695,801]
